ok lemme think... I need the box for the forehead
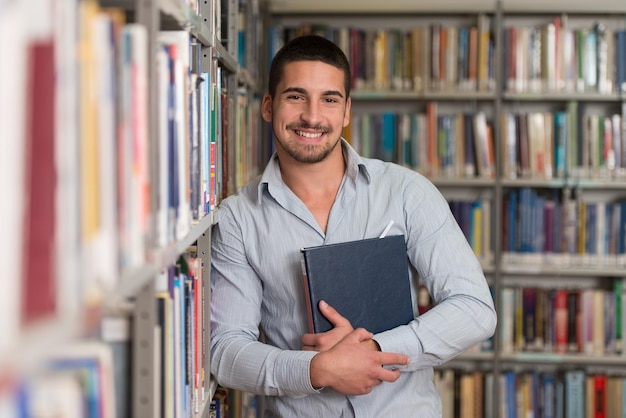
[280,60,346,94]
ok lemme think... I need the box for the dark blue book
[301,234,414,334]
[616,30,626,93]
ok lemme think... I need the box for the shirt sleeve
[209,204,321,396]
[373,177,497,371]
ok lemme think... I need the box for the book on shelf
[22,21,56,325]
[300,234,414,334]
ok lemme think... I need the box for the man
[210,35,497,417]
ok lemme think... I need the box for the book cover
[301,234,414,334]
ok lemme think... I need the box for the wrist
[310,353,327,389]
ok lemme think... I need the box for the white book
[48,341,118,418]
[500,287,515,354]
[159,31,192,241]
[54,0,81,320]
[27,373,85,418]
[93,12,120,291]
[119,24,149,269]
[157,45,171,247]
[0,0,28,358]
[542,112,554,179]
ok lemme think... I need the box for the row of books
[500,283,625,356]
[0,0,145,366]
[434,369,626,418]
[210,387,260,418]
[500,370,625,418]
[503,188,626,265]
[345,106,626,183]
[0,255,207,418]
[0,0,246,369]
[0,338,129,418]
[345,106,495,179]
[502,108,626,181]
[269,16,495,93]
[155,255,207,418]
[504,17,626,94]
[449,199,494,264]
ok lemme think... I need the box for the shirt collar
[256,138,370,204]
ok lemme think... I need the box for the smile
[295,130,324,139]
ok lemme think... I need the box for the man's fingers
[377,351,409,368]
[376,366,402,383]
[319,300,352,328]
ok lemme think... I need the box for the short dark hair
[267,35,351,99]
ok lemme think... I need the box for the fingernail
[320,300,328,308]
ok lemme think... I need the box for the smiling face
[262,60,351,164]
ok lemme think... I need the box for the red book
[594,374,607,418]
[22,40,57,324]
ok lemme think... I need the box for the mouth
[294,130,324,139]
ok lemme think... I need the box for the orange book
[468,26,478,90]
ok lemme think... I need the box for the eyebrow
[281,86,345,99]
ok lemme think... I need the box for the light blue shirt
[210,139,496,417]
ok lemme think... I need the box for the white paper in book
[0,0,28,356]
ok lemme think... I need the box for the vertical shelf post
[492,2,504,414]
[197,225,213,400]
[133,280,157,418]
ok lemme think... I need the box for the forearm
[374,287,497,370]
[210,336,319,397]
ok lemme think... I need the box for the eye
[286,94,304,101]
[323,97,339,103]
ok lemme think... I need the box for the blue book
[565,370,585,418]
[555,376,564,418]
[301,234,414,334]
[542,373,556,418]
[616,30,626,93]
[507,190,518,252]
[617,200,626,254]
[554,111,568,178]
[504,371,516,418]
[381,112,397,162]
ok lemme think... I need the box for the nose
[300,100,322,125]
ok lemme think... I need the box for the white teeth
[296,130,323,139]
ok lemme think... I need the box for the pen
[379,220,394,238]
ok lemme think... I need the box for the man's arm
[304,301,408,395]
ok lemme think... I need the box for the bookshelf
[0,0,265,416]
[268,0,626,415]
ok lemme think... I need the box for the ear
[343,97,351,127]
[261,93,273,123]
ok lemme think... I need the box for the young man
[210,35,496,417]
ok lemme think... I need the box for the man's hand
[302,301,354,352]
[302,301,382,353]
[309,327,409,395]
